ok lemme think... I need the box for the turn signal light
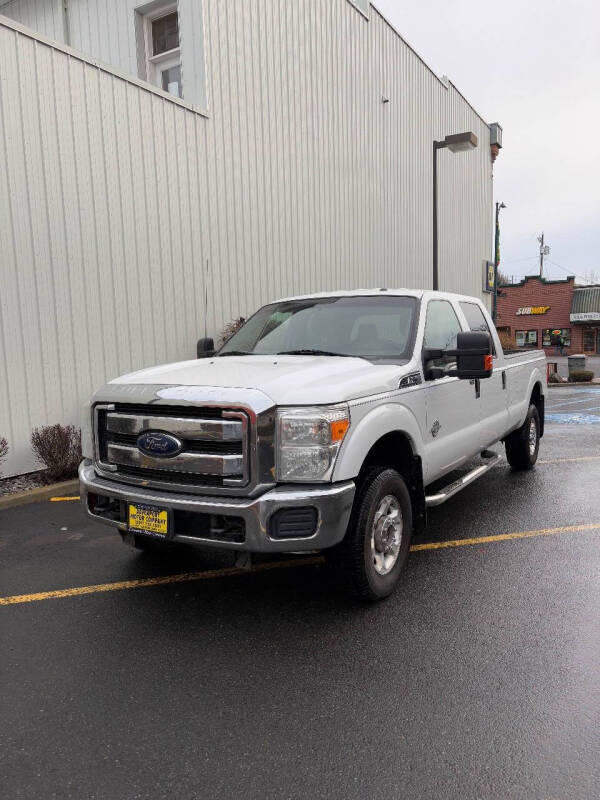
[330,418,350,442]
[484,355,493,371]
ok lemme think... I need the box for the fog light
[269,507,318,539]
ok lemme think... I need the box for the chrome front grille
[94,403,249,491]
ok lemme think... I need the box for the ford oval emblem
[137,431,183,458]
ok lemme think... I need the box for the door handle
[502,372,507,390]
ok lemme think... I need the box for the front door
[422,299,482,484]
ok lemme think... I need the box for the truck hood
[110,355,413,405]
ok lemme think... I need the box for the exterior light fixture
[442,131,478,153]
[432,131,478,291]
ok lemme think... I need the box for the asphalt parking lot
[2,387,599,800]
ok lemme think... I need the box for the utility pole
[493,201,506,323]
[537,232,550,278]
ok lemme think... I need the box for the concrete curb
[0,479,79,510]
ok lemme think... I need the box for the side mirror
[197,337,215,359]
[423,331,493,380]
[449,331,493,379]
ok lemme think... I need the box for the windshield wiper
[276,349,355,357]
[216,350,252,357]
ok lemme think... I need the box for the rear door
[422,299,482,484]
[457,300,509,447]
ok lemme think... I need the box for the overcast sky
[374,0,600,284]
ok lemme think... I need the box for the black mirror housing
[197,337,215,358]
[423,331,493,380]
[449,331,493,379]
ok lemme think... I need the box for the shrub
[568,370,594,383]
[497,330,517,351]
[219,316,246,347]
[30,424,82,481]
[0,436,8,475]
[548,372,565,383]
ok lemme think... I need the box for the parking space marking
[49,496,80,502]
[0,557,325,606]
[538,455,600,464]
[546,396,600,409]
[2,524,599,607]
[410,523,600,552]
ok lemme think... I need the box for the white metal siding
[0,4,493,476]
[0,0,64,39]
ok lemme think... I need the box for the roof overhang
[570,287,600,323]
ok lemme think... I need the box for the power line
[545,258,598,285]
[500,256,539,266]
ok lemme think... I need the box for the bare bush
[497,330,517,351]
[0,436,8,476]
[219,316,246,347]
[30,424,82,481]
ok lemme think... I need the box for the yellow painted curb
[0,479,79,510]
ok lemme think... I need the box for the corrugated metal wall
[0,0,64,40]
[0,3,494,476]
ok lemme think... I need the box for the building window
[544,328,571,349]
[526,330,538,345]
[143,4,182,98]
[515,331,526,347]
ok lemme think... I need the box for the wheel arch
[334,405,426,532]
[530,380,545,437]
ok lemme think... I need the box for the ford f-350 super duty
[80,290,546,600]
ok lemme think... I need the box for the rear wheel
[337,467,413,601]
[505,403,540,470]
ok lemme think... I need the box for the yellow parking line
[0,557,324,606]
[410,523,600,551]
[49,496,80,502]
[2,524,598,606]
[538,456,600,465]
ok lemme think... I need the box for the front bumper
[79,460,355,553]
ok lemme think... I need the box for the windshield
[218,295,419,362]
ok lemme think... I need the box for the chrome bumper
[79,460,355,553]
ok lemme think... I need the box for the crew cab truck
[80,290,546,600]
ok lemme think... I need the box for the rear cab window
[459,301,496,356]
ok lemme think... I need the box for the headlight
[276,404,350,482]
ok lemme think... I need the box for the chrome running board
[425,451,502,508]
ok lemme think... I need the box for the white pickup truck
[80,289,546,600]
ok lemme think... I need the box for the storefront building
[496,276,600,355]
[570,287,600,354]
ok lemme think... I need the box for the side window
[424,300,463,369]
[459,301,496,356]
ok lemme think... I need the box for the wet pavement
[1,412,599,800]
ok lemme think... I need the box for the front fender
[333,401,423,482]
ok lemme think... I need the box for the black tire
[505,404,540,470]
[336,467,413,601]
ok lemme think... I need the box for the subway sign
[516,306,550,315]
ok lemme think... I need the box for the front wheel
[337,468,413,601]
[505,404,540,470]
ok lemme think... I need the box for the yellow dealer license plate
[128,503,169,536]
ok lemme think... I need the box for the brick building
[496,276,600,355]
